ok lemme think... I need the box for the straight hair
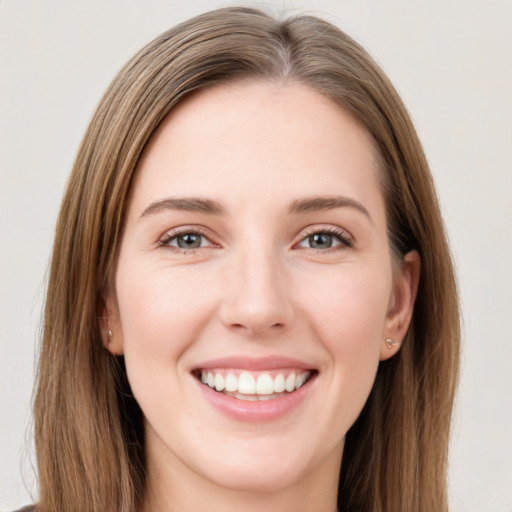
[34,7,459,512]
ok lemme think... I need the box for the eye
[159,229,214,251]
[296,228,353,250]
[173,233,206,249]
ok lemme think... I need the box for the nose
[219,246,294,337]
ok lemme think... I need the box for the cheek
[113,262,223,436]
[117,260,214,340]
[114,260,218,390]
[300,261,391,345]
[297,261,391,408]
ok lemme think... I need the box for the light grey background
[1,0,511,510]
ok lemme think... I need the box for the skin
[104,81,420,512]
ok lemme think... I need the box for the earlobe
[380,250,421,361]
[99,296,124,355]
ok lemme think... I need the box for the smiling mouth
[194,369,315,401]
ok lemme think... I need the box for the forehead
[129,81,383,219]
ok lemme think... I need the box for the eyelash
[158,226,353,254]
[158,227,215,254]
[296,226,354,252]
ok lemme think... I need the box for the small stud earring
[385,338,397,349]
[107,329,112,337]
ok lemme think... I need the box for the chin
[200,460,306,493]
[188,433,336,494]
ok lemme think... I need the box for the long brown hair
[34,7,459,512]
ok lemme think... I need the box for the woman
[30,6,459,512]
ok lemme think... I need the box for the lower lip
[194,375,315,423]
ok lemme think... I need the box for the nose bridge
[220,239,293,335]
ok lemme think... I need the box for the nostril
[229,321,285,335]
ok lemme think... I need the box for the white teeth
[273,373,285,393]
[200,370,312,396]
[238,372,256,394]
[225,373,238,392]
[214,374,225,391]
[256,374,274,395]
[285,373,296,392]
[235,393,258,401]
[295,372,308,389]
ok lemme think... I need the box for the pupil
[310,233,332,249]
[178,233,201,249]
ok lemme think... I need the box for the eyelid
[158,225,220,250]
[156,224,353,253]
[294,225,354,250]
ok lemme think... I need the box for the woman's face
[107,82,418,495]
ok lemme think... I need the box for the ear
[380,250,421,361]
[99,295,124,355]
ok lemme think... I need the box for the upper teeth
[200,370,311,395]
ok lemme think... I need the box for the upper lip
[192,356,315,372]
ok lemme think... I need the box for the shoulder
[11,506,35,512]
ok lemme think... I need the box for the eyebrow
[139,194,371,222]
[139,197,225,219]
[288,195,372,221]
